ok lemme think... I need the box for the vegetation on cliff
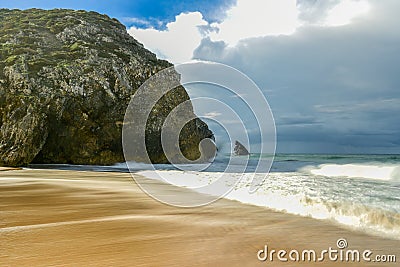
[0,8,213,166]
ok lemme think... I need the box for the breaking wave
[301,163,400,181]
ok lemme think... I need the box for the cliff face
[0,8,213,166]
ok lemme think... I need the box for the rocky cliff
[0,8,213,166]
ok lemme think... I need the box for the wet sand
[1,169,398,266]
[0,167,21,171]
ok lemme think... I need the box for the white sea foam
[137,168,400,239]
[302,163,400,181]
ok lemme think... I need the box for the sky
[1,0,399,154]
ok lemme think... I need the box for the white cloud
[209,0,300,45]
[128,12,208,63]
[297,0,370,26]
[127,0,372,62]
[324,0,370,26]
[123,17,152,27]
[202,112,222,119]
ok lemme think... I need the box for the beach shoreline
[1,169,398,266]
[0,167,22,171]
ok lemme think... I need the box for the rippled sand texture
[1,169,399,266]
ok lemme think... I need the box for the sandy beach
[1,169,398,266]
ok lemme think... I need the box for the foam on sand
[138,169,400,239]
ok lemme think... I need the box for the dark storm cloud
[193,0,400,153]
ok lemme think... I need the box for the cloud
[277,114,321,126]
[314,98,400,113]
[122,17,164,28]
[192,0,400,153]
[202,112,222,119]
[297,0,341,24]
[324,0,370,26]
[128,12,208,63]
[126,0,400,153]
[208,0,300,45]
[297,0,370,26]
[127,0,374,63]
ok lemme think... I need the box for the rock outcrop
[234,141,249,156]
[0,8,213,166]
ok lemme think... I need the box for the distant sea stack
[234,141,249,156]
[0,8,213,166]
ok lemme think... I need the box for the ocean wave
[301,163,400,181]
[300,197,400,238]
[219,178,400,239]
[226,189,400,239]
[137,169,400,239]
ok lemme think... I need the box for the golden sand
[1,169,398,266]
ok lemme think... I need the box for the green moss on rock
[0,8,213,167]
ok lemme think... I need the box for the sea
[31,154,400,240]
